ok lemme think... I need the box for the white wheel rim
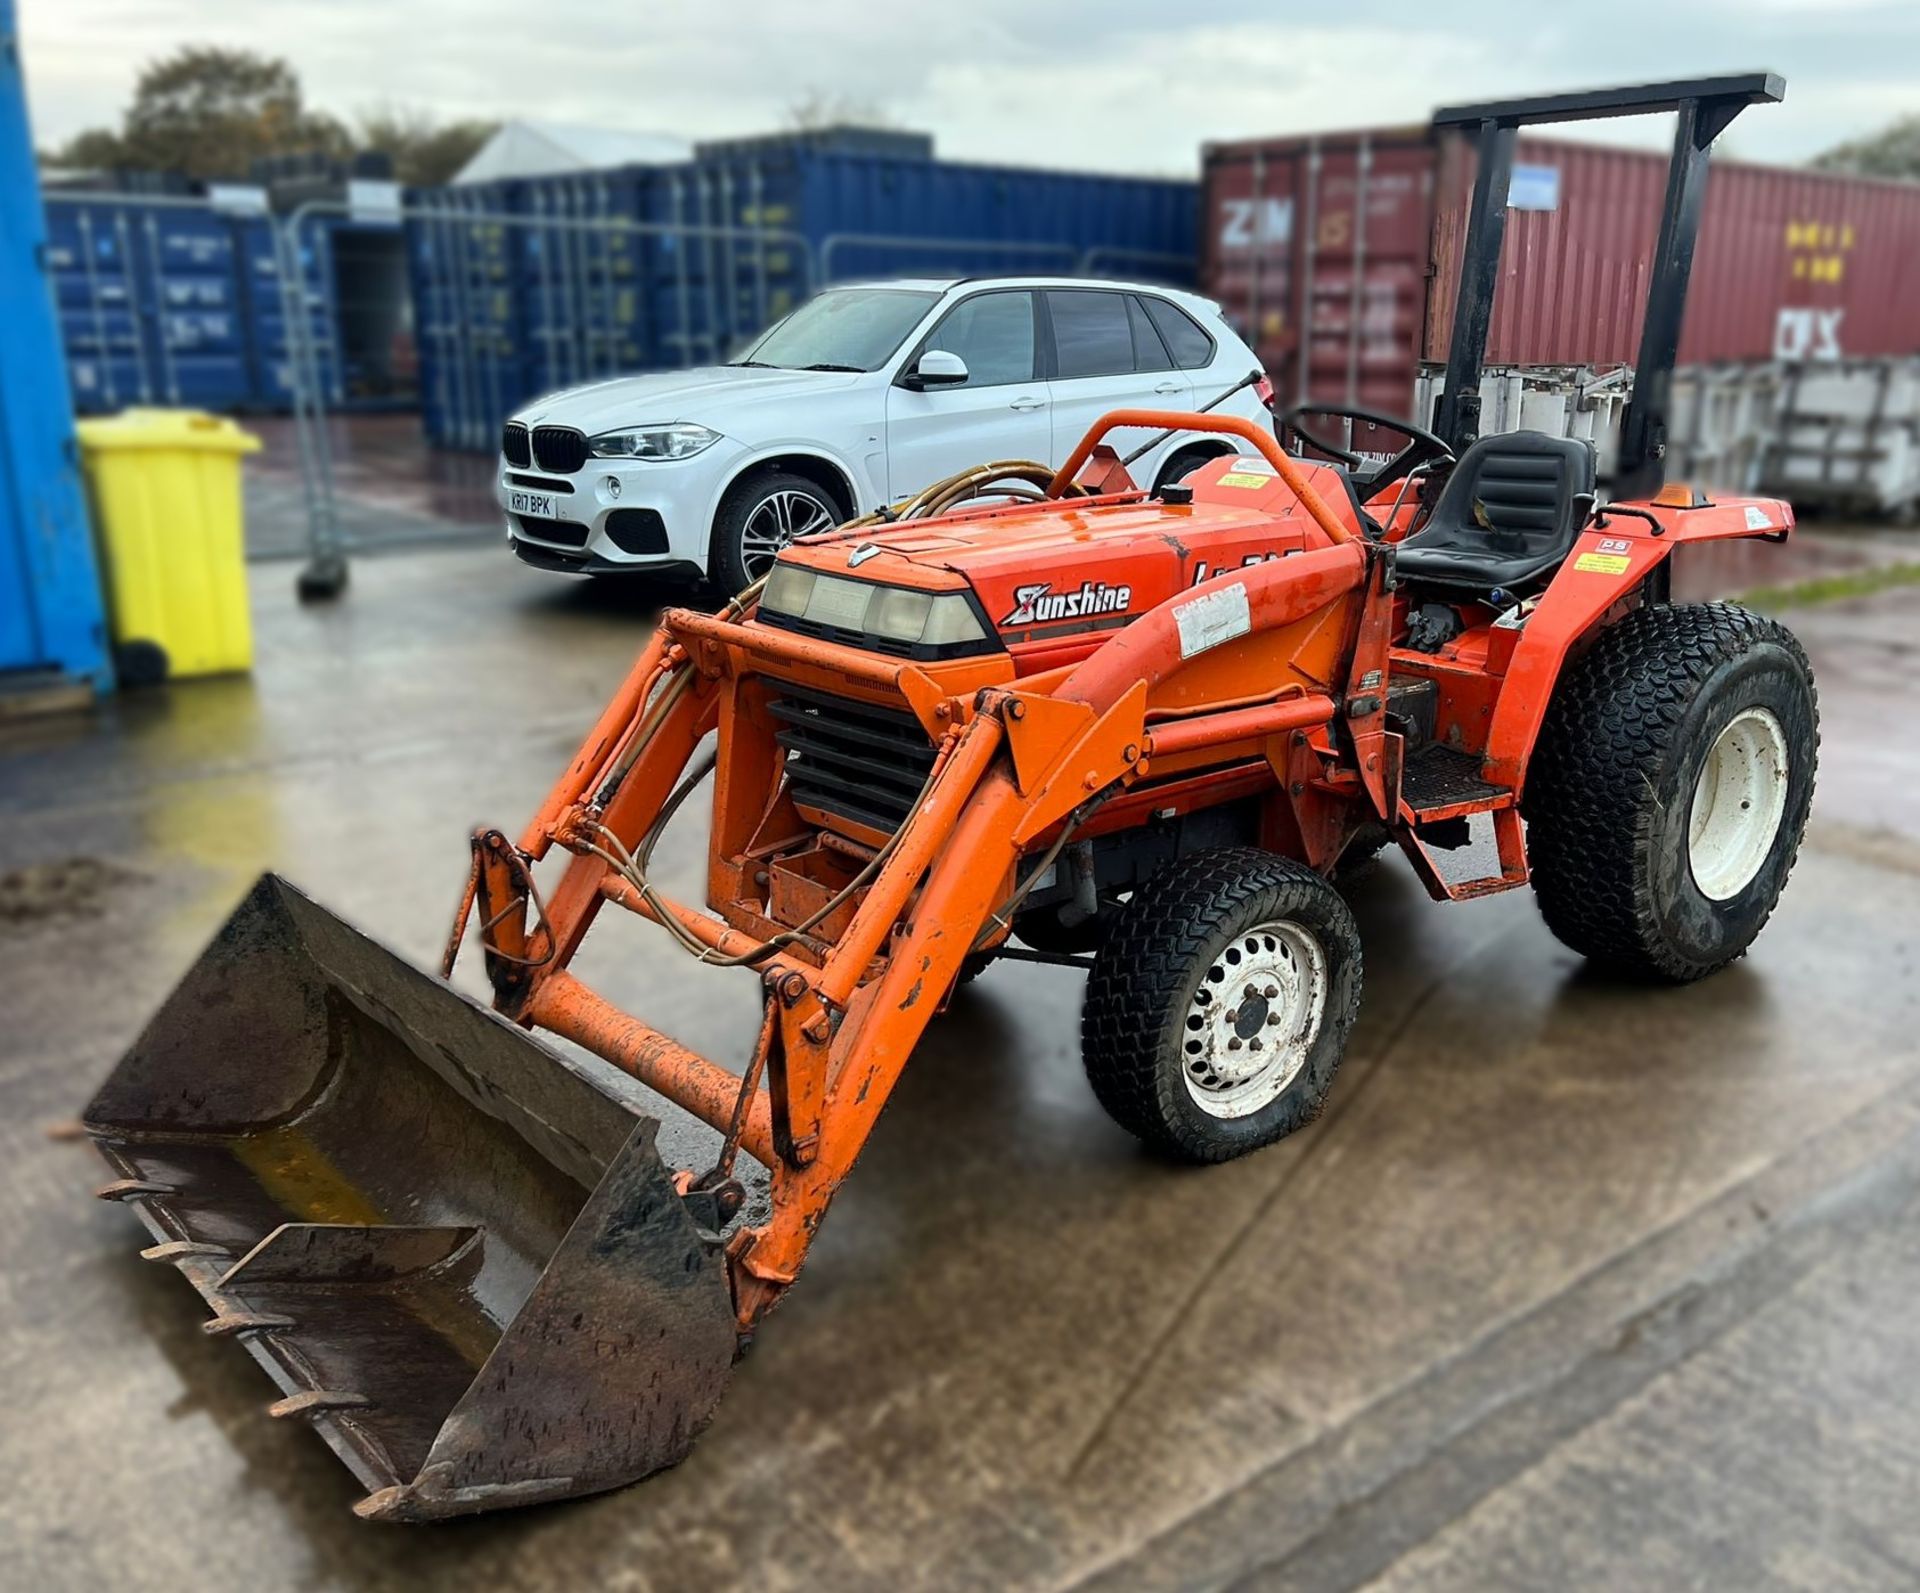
[740,489,836,575]
[1687,706,1789,901]
[1180,919,1328,1119]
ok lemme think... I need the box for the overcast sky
[21,1,1918,174]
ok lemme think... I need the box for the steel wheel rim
[1180,919,1328,1119]
[1687,706,1789,901]
[740,489,836,576]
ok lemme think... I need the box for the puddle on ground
[0,856,145,927]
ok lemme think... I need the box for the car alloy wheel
[740,489,837,577]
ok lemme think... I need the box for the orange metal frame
[459,410,1795,1331]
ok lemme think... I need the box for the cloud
[22,0,1917,170]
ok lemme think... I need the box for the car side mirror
[901,349,968,391]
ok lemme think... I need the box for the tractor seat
[1394,431,1594,592]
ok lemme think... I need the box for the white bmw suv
[496,276,1273,594]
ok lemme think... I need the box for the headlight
[588,423,720,461]
[761,567,989,651]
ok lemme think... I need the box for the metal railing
[277,197,824,595]
[46,185,1201,597]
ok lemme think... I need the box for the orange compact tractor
[83,76,1816,1519]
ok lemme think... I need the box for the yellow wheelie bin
[75,409,262,684]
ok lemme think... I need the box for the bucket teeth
[353,1471,575,1522]
[140,1240,233,1263]
[202,1311,296,1338]
[269,1390,372,1420]
[95,1178,176,1202]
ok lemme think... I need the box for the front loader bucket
[81,874,738,1522]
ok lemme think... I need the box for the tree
[356,105,498,188]
[50,47,348,180]
[43,49,493,187]
[44,127,130,172]
[1812,115,1920,181]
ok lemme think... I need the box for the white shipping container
[1412,362,1792,499]
[1762,358,1920,519]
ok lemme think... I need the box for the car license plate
[509,490,555,517]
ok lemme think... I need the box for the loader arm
[487,531,1368,1324]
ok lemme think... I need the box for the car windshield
[733,288,940,373]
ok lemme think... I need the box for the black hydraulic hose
[1119,368,1267,468]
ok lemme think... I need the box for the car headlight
[588,423,720,461]
[761,566,989,650]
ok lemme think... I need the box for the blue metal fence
[408,143,1200,448]
[43,194,408,416]
[37,141,1200,453]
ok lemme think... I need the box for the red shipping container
[1203,126,1920,416]
[1428,136,1920,368]
[1201,127,1437,416]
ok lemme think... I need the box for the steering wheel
[1278,403,1454,499]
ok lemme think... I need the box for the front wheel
[710,471,842,595]
[1525,602,1818,981]
[1081,849,1363,1163]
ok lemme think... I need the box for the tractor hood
[769,456,1359,657]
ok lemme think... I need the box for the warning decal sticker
[1573,551,1632,576]
[1173,582,1252,659]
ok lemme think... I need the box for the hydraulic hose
[840,459,1093,532]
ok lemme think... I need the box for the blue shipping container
[0,0,110,694]
[409,141,1199,448]
[406,184,528,448]
[42,197,405,416]
[43,194,254,413]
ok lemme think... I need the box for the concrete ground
[244,413,501,560]
[2,533,1917,1591]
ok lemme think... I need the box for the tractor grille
[768,684,938,834]
[501,422,531,466]
[532,426,588,474]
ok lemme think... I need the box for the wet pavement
[2,535,1918,1590]
[245,413,502,561]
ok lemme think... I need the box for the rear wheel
[1081,849,1362,1163]
[710,471,842,595]
[1526,602,1818,981]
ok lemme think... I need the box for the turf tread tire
[1082,848,1362,1163]
[1525,601,1818,982]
